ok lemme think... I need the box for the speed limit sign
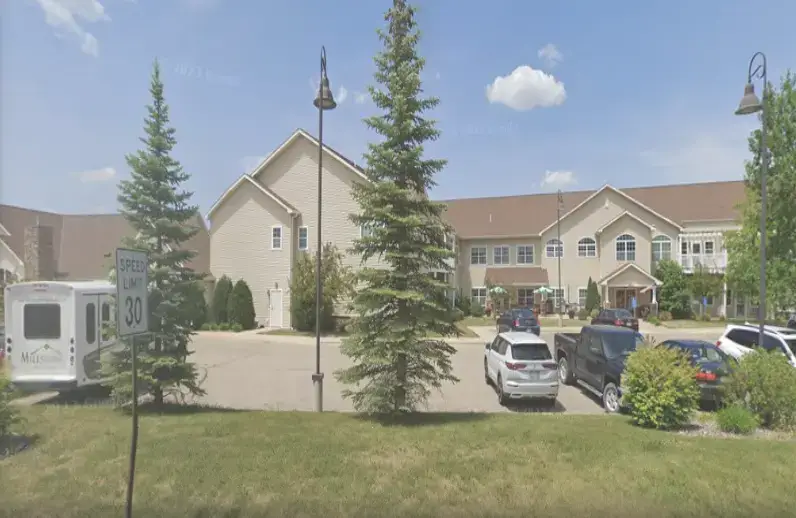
[116,248,150,337]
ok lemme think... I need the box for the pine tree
[585,277,600,313]
[335,0,459,414]
[105,61,205,406]
[228,279,256,330]
[211,275,233,324]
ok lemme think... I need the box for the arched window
[545,239,563,258]
[651,235,672,262]
[615,234,636,261]
[577,237,597,257]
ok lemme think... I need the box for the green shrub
[230,323,243,333]
[290,245,352,333]
[209,323,219,331]
[659,311,673,321]
[228,280,256,330]
[718,314,727,322]
[218,323,230,331]
[647,315,661,326]
[470,303,485,317]
[0,374,22,438]
[184,280,209,330]
[724,350,796,430]
[577,309,588,320]
[716,404,759,435]
[622,345,700,430]
[211,275,233,324]
[699,313,711,322]
[200,323,212,331]
[589,308,599,319]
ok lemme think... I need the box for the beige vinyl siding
[209,180,293,327]
[459,237,543,293]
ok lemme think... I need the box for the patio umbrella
[536,287,553,295]
[489,286,507,295]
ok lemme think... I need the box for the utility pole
[557,190,564,324]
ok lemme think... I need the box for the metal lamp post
[734,52,768,348]
[556,190,564,324]
[312,46,337,412]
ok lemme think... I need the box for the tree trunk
[394,353,407,412]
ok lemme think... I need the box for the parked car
[554,325,644,412]
[716,323,796,366]
[590,308,639,331]
[659,339,735,407]
[496,307,540,335]
[484,331,558,407]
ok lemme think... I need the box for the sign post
[116,248,149,518]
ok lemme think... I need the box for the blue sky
[2,0,794,215]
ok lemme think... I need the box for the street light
[556,190,564,324]
[734,51,767,348]
[312,46,336,412]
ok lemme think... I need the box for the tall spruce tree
[335,0,459,414]
[105,61,205,406]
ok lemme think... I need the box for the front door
[269,289,283,328]
[615,289,636,310]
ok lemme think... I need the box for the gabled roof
[207,129,370,220]
[598,263,662,286]
[0,204,210,281]
[595,211,655,235]
[441,180,745,239]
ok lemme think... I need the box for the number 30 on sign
[116,248,150,337]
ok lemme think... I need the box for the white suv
[716,324,796,366]
[484,331,559,407]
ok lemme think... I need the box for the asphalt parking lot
[189,325,725,414]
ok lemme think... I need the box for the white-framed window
[298,226,309,250]
[471,287,487,307]
[517,245,534,265]
[652,235,672,262]
[681,240,688,255]
[577,237,596,258]
[517,288,534,306]
[704,241,714,255]
[545,239,563,258]
[692,242,701,254]
[552,288,565,310]
[271,225,283,250]
[578,287,588,308]
[493,245,510,265]
[470,247,487,265]
[615,234,636,261]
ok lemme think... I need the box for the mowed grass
[265,322,479,338]
[5,406,796,517]
[462,315,583,328]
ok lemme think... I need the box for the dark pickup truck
[554,325,645,412]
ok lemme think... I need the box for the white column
[651,286,657,304]
[721,281,727,317]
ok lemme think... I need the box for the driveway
[190,331,608,414]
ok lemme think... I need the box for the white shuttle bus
[4,281,117,392]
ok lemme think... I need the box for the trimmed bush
[724,350,796,430]
[211,275,233,324]
[230,323,243,333]
[659,311,673,321]
[218,323,230,331]
[699,313,711,322]
[577,309,588,321]
[589,308,599,319]
[208,323,219,331]
[470,304,485,317]
[185,280,209,330]
[622,345,700,430]
[456,295,472,317]
[647,316,661,326]
[228,280,256,330]
[200,323,212,331]
[716,404,759,435]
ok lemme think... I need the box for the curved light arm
[747,51,767,84]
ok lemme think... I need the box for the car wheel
[496,375,508,406]
[484,360,491,385]
[603,382,621,413]
[558,356,574,385]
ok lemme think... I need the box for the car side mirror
[485,342,491,349]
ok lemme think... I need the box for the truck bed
[554,332,580,346]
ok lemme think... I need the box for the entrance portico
[598,263,662,311]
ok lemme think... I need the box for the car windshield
[679,345,725,364]
[510,343,552,361]
[602,332,644,359]
[784,338,796,356]
[512,309,536,320]
[613,309,633,319]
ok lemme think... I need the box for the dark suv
[591,308,639,331]
[496,308,540,336]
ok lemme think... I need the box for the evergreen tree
[335,0,459,414]
[585,277,600,312]
[105,61,205,406]
[211,275,233,324]
[228,279,256,330]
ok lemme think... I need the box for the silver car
[484,331,559,407]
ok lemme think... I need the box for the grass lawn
[461,316,583,328]
[659,318,789,329]
[264,322,479,339]
[6,406,796,517]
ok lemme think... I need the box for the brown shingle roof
[485,267,549,286]
[441,180,746,238]
[0,204,210,281]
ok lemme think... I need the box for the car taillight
[614,319,622,326]
[541,362,557,370]
[696,371,717,382]
[716,340,722,347]
[513,319,520,327]
[506,362,526,370]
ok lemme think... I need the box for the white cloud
[240,156,266,174]
[540,171,577,189]
[538,43,563,68]
[486,66,566,111]
[33,0,110,57]
[336,86,348,104]
[73,166,116,183]
[353,91,368,104]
